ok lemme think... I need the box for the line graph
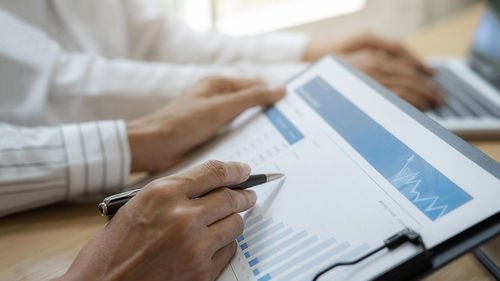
[389,154,471,220]
[297,76,473,221]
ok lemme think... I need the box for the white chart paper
[156,57,500,281]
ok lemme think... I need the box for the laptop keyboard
[429,67,500,118]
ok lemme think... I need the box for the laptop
[425,1,500,138]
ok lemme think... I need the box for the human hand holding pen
[56,161,257,281]
[99,173,283,216]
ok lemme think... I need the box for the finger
[178,160,251,198]
[207,213,245,252]
[390,86,431,110]
[197,188,257,225]
[201,76,263,94]
[211,241,237,280]
[374,53,423,78]
[381,75,443,106]
[387,45,432,75]
[220,77,264,92]
[388,70,445,106]
[221,84,286,117]
[374,57,443,106]
[390,44,433,75]
[363,35,432,75]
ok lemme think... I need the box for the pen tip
[266,173,285,181]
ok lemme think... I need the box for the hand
[57,160,256,281]
[127,76,285,172]
[303,32,445,110]
[340,49,445,110]
[303,31,432,75]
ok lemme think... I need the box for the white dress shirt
[0,0,310,216]
[0,121,130,216]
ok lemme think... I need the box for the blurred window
[163,0,366,35]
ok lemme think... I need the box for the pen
[98,173,284,217]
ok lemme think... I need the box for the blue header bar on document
[264,106,304,145]
[296,76,472,221]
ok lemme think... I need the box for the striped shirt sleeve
[0,120,130,217]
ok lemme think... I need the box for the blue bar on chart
[246,223,285,248]
[246,228,297,258]
[235,215,362,281]
[285,242,351,281]
[256,237,336,280]
[252,236,319,275]
[264,106,304,145]
[240,218,274,250]
[237,215,264,243]
[296,76,472,220]
[245,215,263,228]
[297,243,370,281]
[245,218,274,237]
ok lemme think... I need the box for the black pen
[98,173,284,217]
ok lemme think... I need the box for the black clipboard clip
[313,228,429,281]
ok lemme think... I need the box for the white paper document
[161,57,500,281]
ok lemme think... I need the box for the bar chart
[235,213,371,281]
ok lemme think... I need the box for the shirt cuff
[60,120,131,198]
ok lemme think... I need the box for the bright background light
[161,0,476,38]
[215,0,366,36]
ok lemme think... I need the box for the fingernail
[246,190,257,205]
[239,162,251,176]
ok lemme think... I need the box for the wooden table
[1,2,499,280]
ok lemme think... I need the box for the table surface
[1,2,499,281]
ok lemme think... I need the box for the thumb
[222,84,286,116]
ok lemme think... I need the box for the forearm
[0,9,307,127]
[44,56,308,124]
[0,121,130,217]
[151,21,311,64]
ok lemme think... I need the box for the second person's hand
[127,76,286,172]
[304,31,432,75]
[303,32,445,110]
[340,49,446,110]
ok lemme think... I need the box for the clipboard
[125,56,500,280]
[328,58,500,280]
